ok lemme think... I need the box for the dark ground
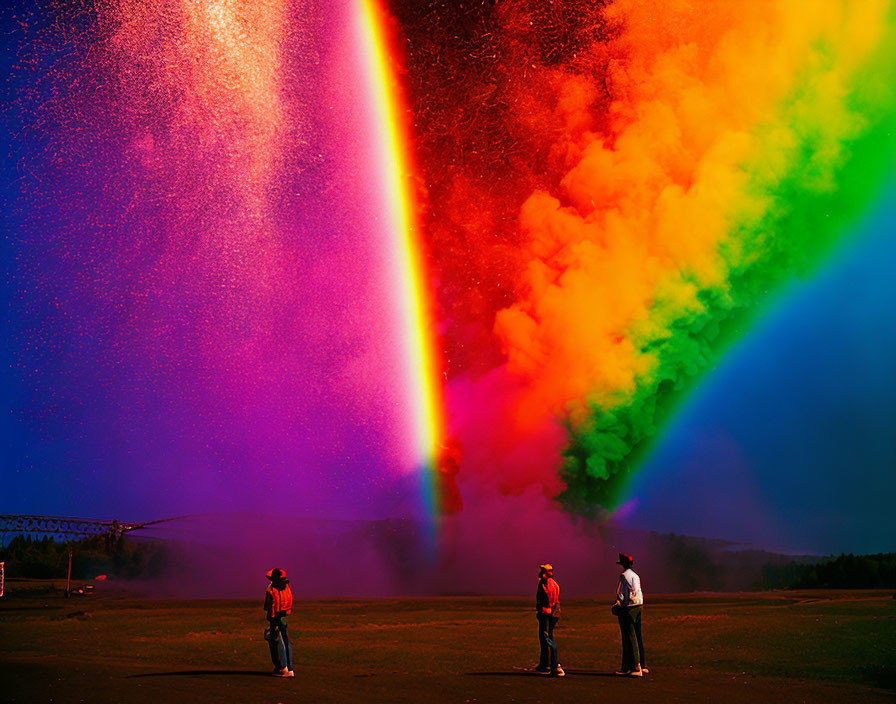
[1,581,894,703]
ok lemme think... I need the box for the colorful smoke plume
[390,0,896,512]
[4,0,896,563]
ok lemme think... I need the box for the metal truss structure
[0,515,186,542]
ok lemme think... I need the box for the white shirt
[617,568,643,607]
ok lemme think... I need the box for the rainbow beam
[357,0,446,518]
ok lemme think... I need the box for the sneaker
[534,666,551,674]
[628,669,643,678]
[273,668,293,677]
[550,666,565,677]
[641,667,649,674]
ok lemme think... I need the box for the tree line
[760,552,896,589]
[2,531,893,590]
[0,534,168,580]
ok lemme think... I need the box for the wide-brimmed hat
[539,563,554,573]
[616,553,634,567]
[266,567,287,581]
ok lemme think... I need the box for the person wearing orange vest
[264,567,294,677]
[535,563,564,676]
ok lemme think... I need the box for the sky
[2,0,895,557]
[622,187,896,554]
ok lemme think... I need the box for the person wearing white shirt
[614,552,647,677]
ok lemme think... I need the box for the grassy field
[1,581,894,703]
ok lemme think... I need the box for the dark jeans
[267,616,293,671]
[617,605,641,672]
[635,609,645,668]
[537,613,559,671]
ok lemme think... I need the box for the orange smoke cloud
[436,0,896,501]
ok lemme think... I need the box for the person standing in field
[535,563,565,677]
[264,567,294,677]
[613,553,647,677]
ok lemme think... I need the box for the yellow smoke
[493,0,891,464]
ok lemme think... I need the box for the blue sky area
[623,184,896,555]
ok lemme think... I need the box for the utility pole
[65,546,73,598]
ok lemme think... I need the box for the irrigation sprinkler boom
[0,514,188,541]
[0,514,189,597]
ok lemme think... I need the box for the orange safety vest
[265,583,293,619]
[538,578,560,615]
[546,577,560,614]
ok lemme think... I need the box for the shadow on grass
[467,671,619,678]
[0,605,65,611]
[859,665,896,691]
[467,672,552,678]
[128,670,275,678]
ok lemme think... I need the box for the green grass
[1,586,894,704]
